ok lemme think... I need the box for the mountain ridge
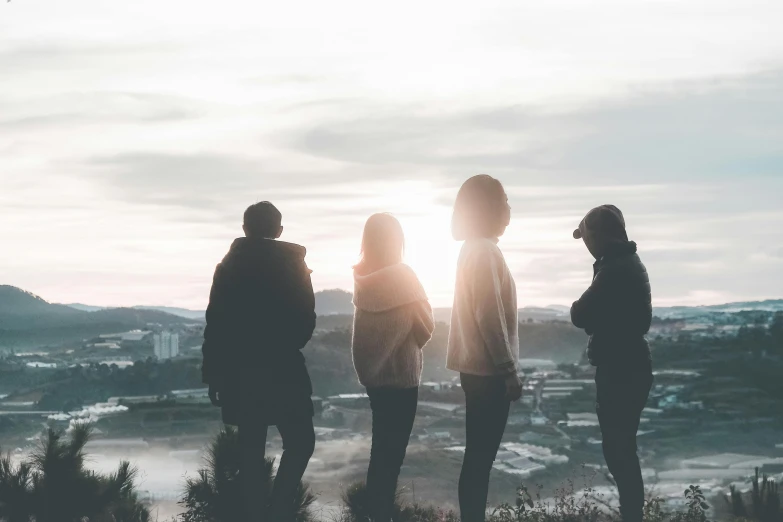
[5,285,782,325]
[62,288,358,320]
[0,286,193,347]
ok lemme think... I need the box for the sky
[1,0,782,309]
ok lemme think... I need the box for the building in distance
[154,331,179,360]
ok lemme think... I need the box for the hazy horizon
[2,1,782,309]
[27,289,783,313]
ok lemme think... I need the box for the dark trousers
[596,361,653,522]
[366,386,419,522]
[239,416,315,522]
[459,373,511,522]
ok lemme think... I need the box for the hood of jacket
[222,237,309,271]
[353,263,427,313]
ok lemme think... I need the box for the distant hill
[518,321,587,363]
[21,282,783,329]
[64,303,206,320]
[433,307,452,323]
[0,285,195,349]
[0,286,87,330]
[653,299,783,319]
[132,306,205,320]
[63,303,105,313]
[315,289,354,315]
[519,306,568,322]
[87,307,189,326]
[0,286,85,323]
[63,289,356,319]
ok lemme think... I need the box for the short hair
[451,175,510,241]
[243,201,282,238]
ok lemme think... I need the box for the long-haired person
[351,213,435,522]
[448,175,523,522]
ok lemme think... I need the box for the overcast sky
[1,0,782,309]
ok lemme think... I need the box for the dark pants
[596,361,653,522]
[239,416,315,522]
[366,386,419,522]
[459,373,511,522]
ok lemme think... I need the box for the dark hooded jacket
[202,237,316,425]
[570,241,652,367]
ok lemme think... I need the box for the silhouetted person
[351,213,435,522]
[448,175,522,522]
[570,205,653,522]
[202,201,316,522]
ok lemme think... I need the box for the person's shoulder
[461,238,503,265]
[220,238,243,263]
[397,263,421,280]
[398,263,429,298]
[369,263,428,299]
[605,251,644,270]
[463,238,502,253]
[274,241,313,276]
[274,240,308,259]
[599,252,648,284]
[629,252,649,276]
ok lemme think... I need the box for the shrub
[726,468,781,522]
[671,485,710,522]
[489,480,711,522]
[178,426,316,522]
[177,431,729,522]
[0,425,150,522]
[488,481,605,522]
[337,481,459,522]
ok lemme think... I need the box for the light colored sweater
[447,238,519,376]
[352,263,435,389]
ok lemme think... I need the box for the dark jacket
[570,241,652,367]
[202,237,316,425]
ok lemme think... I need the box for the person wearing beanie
[571,204,654,522]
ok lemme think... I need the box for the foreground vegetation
[178,427,315,522]
[0,426,777,522]
[175,429,782,522]
[0,425,150,522]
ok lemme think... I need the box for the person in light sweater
[448,175,522,522]
[351,213,435,522]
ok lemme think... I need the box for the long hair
[451,174,510,241]
[355,213,405,275]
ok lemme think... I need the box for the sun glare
[363,180,461,307]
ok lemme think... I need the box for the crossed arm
[571,265,612,334]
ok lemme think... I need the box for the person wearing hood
[448,175,522,522]
[351,213,435,522]
[570,205,653,522]
[202,201,316,522]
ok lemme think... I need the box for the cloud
[86,153,264,212]
[27,68,783,222]
[0,92,201,129]
[242,74,325,86]
[0,41,181,77]
[3,22,782,307]
[287,69,783,184]
[80,153,422,235]
[72,65,783,306]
